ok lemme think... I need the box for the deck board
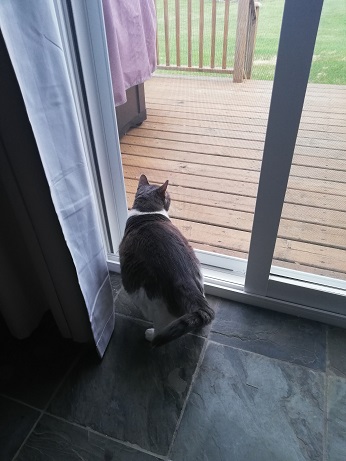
[120,76,346,280]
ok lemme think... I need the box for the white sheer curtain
[0,0,114,357]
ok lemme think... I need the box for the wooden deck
[120,75,346,280]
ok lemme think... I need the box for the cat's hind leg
[127,288,153,321]
[145,299,175,343]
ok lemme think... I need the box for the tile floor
[0,271,345,461]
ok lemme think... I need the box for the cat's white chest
[127,287,177,330]
[128,287,155,320]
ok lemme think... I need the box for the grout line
[188,331,208,340]
[207,338,327,375]
[166,338,209,460]
[42,412,167,460]
[325,327,331,375]
[323,378,328,461]
[43,348,87,413]
[112,286,152,326]
[12,412,44,460]
[112,285,123,303]
[11,349,87,460]
[323,330,329,461]
[324,373,329,461]
[0,394,41,413]
[115,311,152,327]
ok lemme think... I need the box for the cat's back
[119,214,200,290]
[120,214,193,260]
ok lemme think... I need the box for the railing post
[175,0,181,67]
[163,0,170,66]
[199,0,204,69]
[156,0,259,77]
[187,0,192,67]
[245,2,260,79]
[210,0,217,69]
[233,0,250,82]
[222,0,230,70]
[154,0,159,65]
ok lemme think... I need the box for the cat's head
[132,174,171,212]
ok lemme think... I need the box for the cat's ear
[158,180,169,197]
[138,174,149,187]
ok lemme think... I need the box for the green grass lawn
[155,0,346,84]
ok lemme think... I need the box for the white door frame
[54,0,346,327]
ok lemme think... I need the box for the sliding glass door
[271,1,346,284]
[55,0,345,327]
[245,0,345,320]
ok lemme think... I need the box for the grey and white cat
[119,174,214,347]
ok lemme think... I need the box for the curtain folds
[0,0,114,357]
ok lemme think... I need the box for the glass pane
[118,0,284,263]
[272,0,346,281]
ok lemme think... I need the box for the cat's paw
[145,328,155,342]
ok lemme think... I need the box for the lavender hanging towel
[102,0,157,106]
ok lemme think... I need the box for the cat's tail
[152,296,214,348]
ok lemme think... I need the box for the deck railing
[154,0,260,83]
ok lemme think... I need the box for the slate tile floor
[0,272,345,460]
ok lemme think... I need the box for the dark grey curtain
[0,30,93,343]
